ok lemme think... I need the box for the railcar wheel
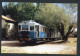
[32,40,37,44]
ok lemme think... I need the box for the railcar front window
[30,26,34,31]
[22,25,28,31]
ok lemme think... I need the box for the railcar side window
[30,26,34,31]
[18,25,21,30]
[41,26,43,32]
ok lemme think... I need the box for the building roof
[2,15,16,22]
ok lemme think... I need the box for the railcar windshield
[22,25,28,31]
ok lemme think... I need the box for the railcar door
[35,25,39,38]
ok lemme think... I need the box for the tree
[63,4,77,36]
[63,4,77,23]
[2,2,36,22]
[2,2,18,21]
[21,3,36,20]
[34,3,73,42]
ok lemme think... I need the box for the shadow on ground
[1,40,65,47]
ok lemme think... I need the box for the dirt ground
[1,37,77,54]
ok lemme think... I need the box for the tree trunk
[62,25,73,42]
[62,36,68,42]
[56,23,73,42]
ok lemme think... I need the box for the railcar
[18,20,50,43]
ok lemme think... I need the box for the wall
[2,19,5,29]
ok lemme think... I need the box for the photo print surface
[1,2,77,54]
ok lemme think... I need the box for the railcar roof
[18,20,46,27]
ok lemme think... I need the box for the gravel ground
[1,38,77,54]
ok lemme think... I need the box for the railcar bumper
[20,38,33,41]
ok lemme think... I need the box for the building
[2,15,17,40]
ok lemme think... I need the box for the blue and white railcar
[18,20,49,43]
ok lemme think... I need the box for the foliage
[2,2,36,22]
[35,3,71,32]
[34,3,74,42]
[63,3,77,23]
